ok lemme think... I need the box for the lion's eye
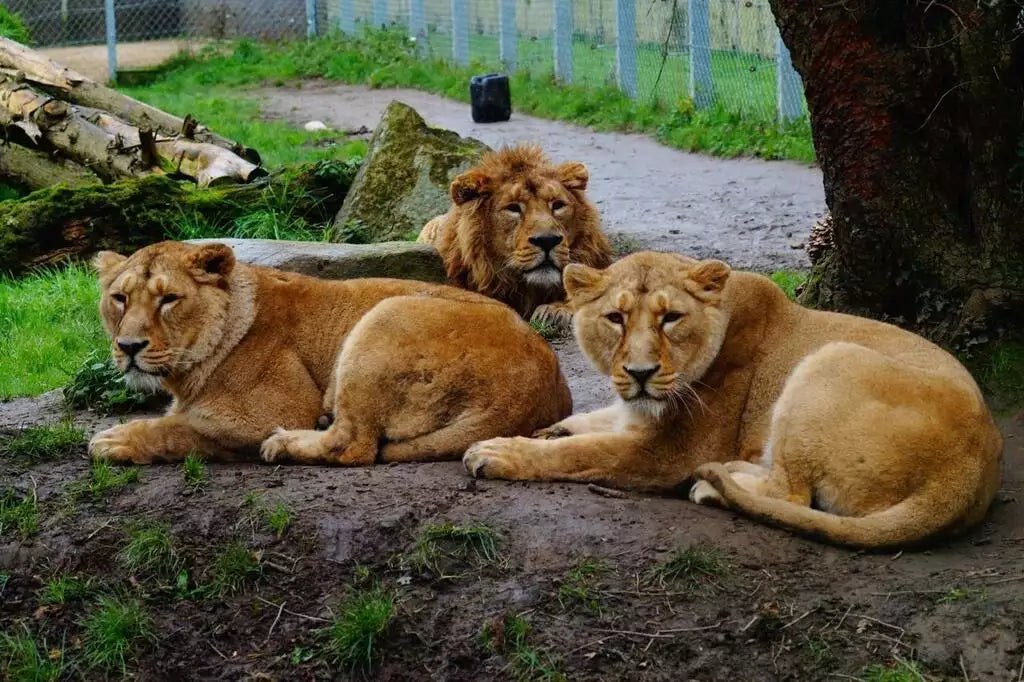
[504,203,522,214]
[160,294,180,307]
[662,312,684,325]
[605,312,624,325]
[551,199,567,211]
[111,293,126,304]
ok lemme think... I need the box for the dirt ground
[40,41,204,83]
[256,82,825,271]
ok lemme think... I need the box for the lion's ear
[188,243,235,284]
[557,162,589,191]
[564,263,606,301]
[92,250,127,276]
[688,259,731,295]
[450,169,493,205]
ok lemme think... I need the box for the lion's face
[565,252,732,419]
[445,145,611,304]
[93,242,237,391]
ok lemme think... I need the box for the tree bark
[0,144,100,191]
[772,2,1024,345]
[0,160,357,276]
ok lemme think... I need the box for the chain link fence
[4,0,805,121]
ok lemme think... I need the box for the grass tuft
[556,557,607,613]
[649,543,730,595]
[118,521,183,579]
[769,270,809,302]
[37,575,93,605]
[2,421,84,462]
[411,521,502,579]
[80,596,154,675]
[265,502,294,538]
[65,460,140,504]
[0,487,39,539]
[317,586,396,674]
[480,614,565,682]
[529,319,564,342]
[182,452,207,492]
[857,658,928,682]
[0,628,62,682]
[205,540,262,596]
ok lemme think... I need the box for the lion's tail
[708,459,999,550]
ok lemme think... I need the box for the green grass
[317,586,395,674]
[265,502,294,537]
[970,341,1024,408]
[0,627,62,682]
[118,521,183,579]
[411,521,502,579]
[770,269,809,301]
[63,349,152,415]
[80,596,154,675]
[529,319,563,342]
[556,558,607,613]
[182,452,207,492]
[65,460,140,504]
[1,421,85,462]
[136,30,813,163]
[37,575,94,605]
[0,264,106,400]
[0,5,31,44]
[649,543,730,594]
[205,540,262,596]
[857,658,927,682]
[479,614,565,682]
[0,182,24,201]
[0,487,39,539]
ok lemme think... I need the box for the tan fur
[417,144,612,327]
[88,241,571,465]
[464,251,1003,550]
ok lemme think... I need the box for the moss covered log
[0,159,358,276]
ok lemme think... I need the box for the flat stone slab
[187,238,446,282]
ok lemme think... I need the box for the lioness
[418,144,613,328]
[88,241,571,465]
[463,251,1003,549]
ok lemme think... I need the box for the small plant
[480,614,565,682]
[63,349,152,414]
[649,543,730,595]
[0,487,39,539]
[0,628,62,682]
[2,421,85,462]
[182,452,207,492]
[65,460,140,504]
[118,521,182,579]
[938,586,986,604]
[265,502,294,537]
[556,557,607,613]
[529,319,563,342]
[317,586,395,674]
[37,575,93,605]
[858,658,927,682]
[80,596,154,674]
[609,231,643,257]
[411,521,502,579]
[769,270,809,301]
[205,540,262,596]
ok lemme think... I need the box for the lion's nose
[529,233,564,253]
[116,338,149,357]
[624,364,660,387]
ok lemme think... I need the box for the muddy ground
[257,82,825,272]
[2,334,1022,681]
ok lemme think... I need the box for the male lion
[417,144,613,328]
[88,241,571,465]
[463,251,1003,549]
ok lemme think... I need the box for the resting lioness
[463,251,1003,549]
[88,241,571,465]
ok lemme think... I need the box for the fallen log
[0,159,359,276]
[0,36,260,164]
[0,144,100,190]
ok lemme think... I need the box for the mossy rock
[332,101,490,243]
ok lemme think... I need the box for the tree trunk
[0,144,100,191]
[772,2,1024,345]
[0,161,357,276]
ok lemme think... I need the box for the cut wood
[0,143,100,191]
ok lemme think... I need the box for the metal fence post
[339,0,355,34]
[104,0,116,83]
[451,0,469,66]
[687,0,713,109]
[776,35,804,121]
[410,0,426,53]
[306,0,318,37]
[553,0,572,83]
[374,0,388,28]
[499,0,516,70]
[615,0,637,98]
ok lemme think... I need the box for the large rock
[332,101,490,243]
[187,238,446,282]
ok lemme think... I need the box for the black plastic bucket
[470,73,511,123]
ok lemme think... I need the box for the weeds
[265,502,294,537]
[37,575,93,605]
[410,521,502,579]
[649,543,730,595]
[0,627,62,682]
[118,521,182,579]
[480,614,565,682]
[182,452,207,492]
[0,487,39,539]
[857,658,927,682]
[80,596,154,675]
[769,270,809,302]
[1,421,85,462]
[556,557,607,613]
[65,460,140,504]
[63,349,152,414]
[529,319,564,342]
[317,586,396,674]
[205,540,262,596]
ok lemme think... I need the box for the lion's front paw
[259,428,292,463]
[689,479,724,506]
[463,437,534,480]
[89,425,151,464]
[531,424,572,440]
[530,304,573,336]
